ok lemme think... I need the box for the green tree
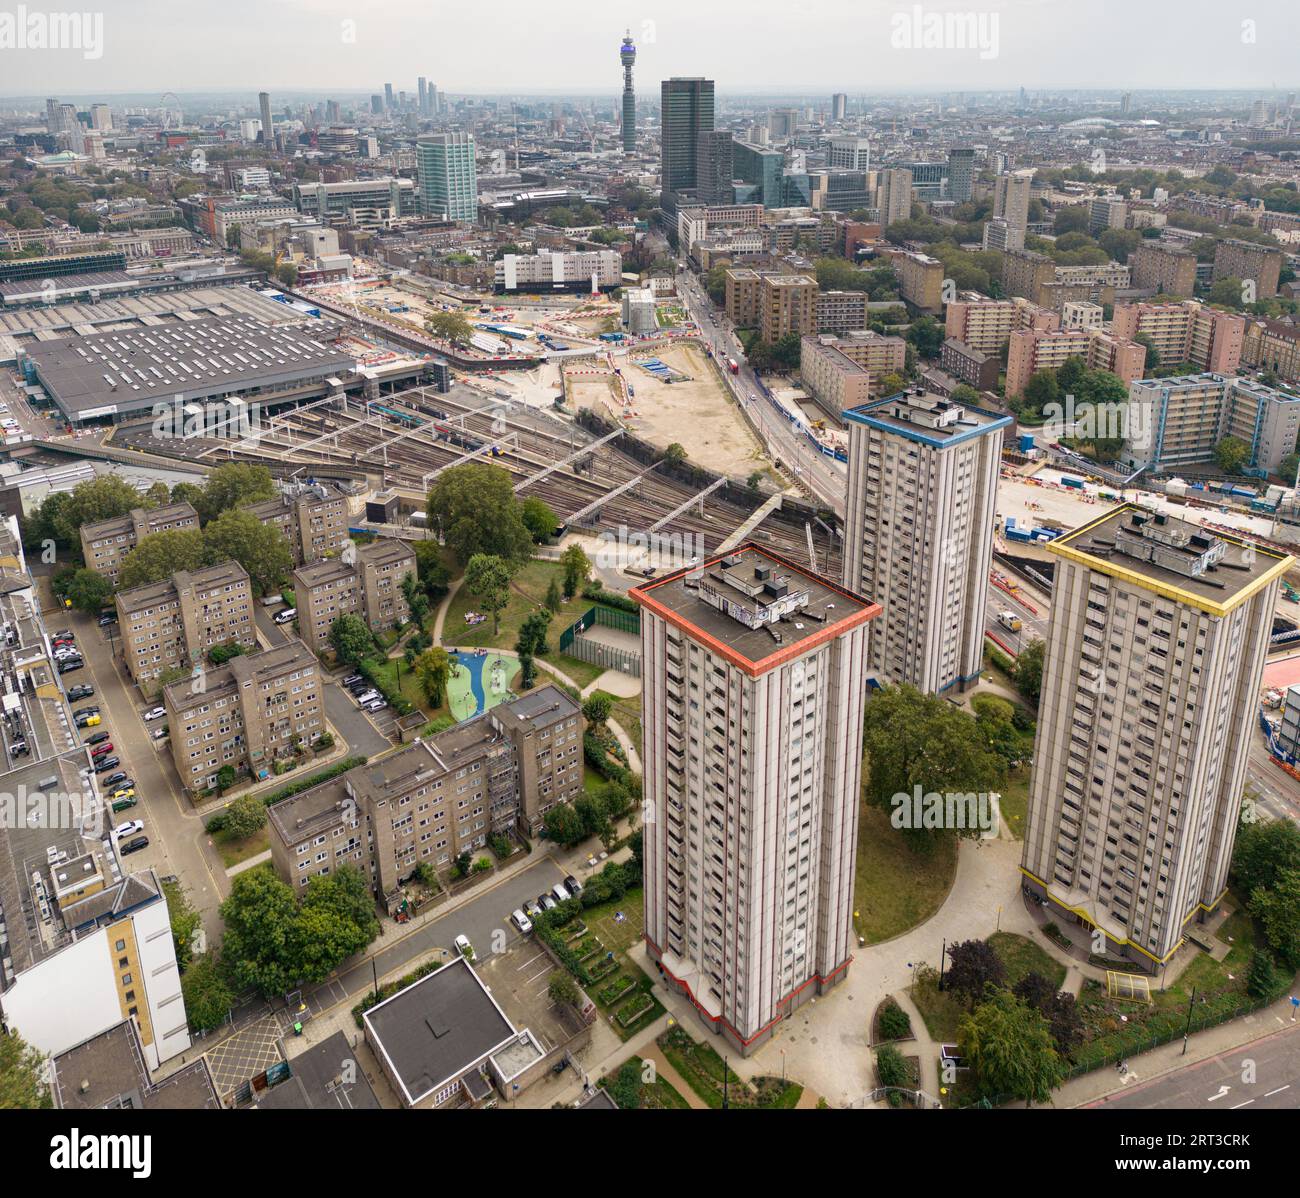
[293,865,379,983]
[1213,436,1251,475]
[1247,949,1280,1000]
[543,801,585,846]
[1020,369,1061,415]
[197,462,278,523]
[118,527,208,589]
[426,463,532,566]
[610,1058,642,1109]
[415,645,452,706]
[161,878,202,973]
[548,971,580,1007]
[224,791,268,839]
[875,1043,913,1094]
[1053,206,1090,235]
[959,989,1065,1106]
[180,952,234,1034]
[1012,639,1045,708]
[32,474,140,547]
[905,315,944,358]
[64,567,114,614]
[520,496,559,543]
[425,309,474,345]
[945,939,1007,1007]
[660,442,688,469]
[413,540,452,602]
[1249,867,1300,971]
[1232,818,1300,896]
[582,692,613,728]
[463,553,514,637]
[545,576,563,613]
[329,613,375,667]
[1207,277,1246,309]
[516,609,552,657]
[560,543,590,598]
[202,508,293,595]
[218,866,303,997]
[0,1028,51,1108]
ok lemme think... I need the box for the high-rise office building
[828,137,870,171]
[418,77,427,115]
[371,94,384,115]
[384,82,394,111]
[842,390,1010,693]
[258,91,274,148]
[1021,508,1291,970]
[831,92,848,121]
[876,167,913,227]
[660,77,715,211]
[633,545,879,1055]
[416,132,478,222]
[946,147,975,202]
[695,130,735,205]
[993,168,1034,231]
[90,103,112,131]
[620,30,637,153]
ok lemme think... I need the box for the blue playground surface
[447,650,514,721]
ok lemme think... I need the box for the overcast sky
[1,0,1296,100]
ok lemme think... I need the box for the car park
[120,835,149,855]
[10,740,28,757]
[93,756,120,773]
[525,899,543,919]
[363,699,388,712]
[90,741,114,757]
[142,707,166,721]
[354,689,379,705]
[510,908,533,935]
[74,706,99,718]
[103,771,128,787]
[342,674,364,687]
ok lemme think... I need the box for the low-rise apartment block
[940,337,1000,391]
[494,250,622,293]
[164,639,325,792]
[815,289,871,334]
[944,294,1059,354]
[1111,300,1244,374]
[243,483,350,566]
[759,273,818,343]
[1005,327,1146,397]
[294,537,416,654]
[116,560,255,686]
[800,332,906,413]
[724,267,763,328]
[268,685,581,903]
[1243,317,1300,384]
[80,502,199,584]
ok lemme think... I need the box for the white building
[828,137,871,171]
[1022,507,1290,970]
[621,287,657,334]
[494,249,622,293]
[842,390,1010,694]
[632,545,877,1055]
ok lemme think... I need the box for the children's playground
[446,649,517,722]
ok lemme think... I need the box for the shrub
[878,998,913,1042]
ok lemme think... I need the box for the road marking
[515,951,546,972]
[1264,1085,1290,1096]
[1207,1085,1231,1100]
[1230,1099,1254,1108]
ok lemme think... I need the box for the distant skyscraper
[695,130,735,205]
[384,82,395,111]
[633,545,878,1055]
[620,30,637,154]
[370,94,384,115]
[416,132,478,222]
[90,103,112,131]
[258,92,274,147]
[418,77,427,115]
[828,137,870,171]
[832,92,848,121]
[1120,91,1132,115]
[660,77,714,211]
[946,147,975,203]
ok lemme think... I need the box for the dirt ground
[565,373,623,412]
[618,342,766,477]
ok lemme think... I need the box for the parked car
[563,875,583,897]
[453,934,474,959]
[53,629,74,640]
[75,713,99,727]
[58,660,83,674]
[525,899,543,919]
[363,699,388,713]
[113,819,144,840]
[102,771,128,787]
[67,684,94,700]
[10,740,28,757]
[273,607,297,625]
[90,743,114,758]
[119,835,149,855]
[354,689,379,705]
[538,893,557,911]
[342,674,364,687]
[142,707,166,721]
[74,706,99,719]
[111,794,138,812]
[552,882,572,903]
[93,756,120,773]
[510,908,533,935]
[97,612,117,627]
[151,726,168,741]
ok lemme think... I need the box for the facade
[268,685,582,900]
[982,217,1025,253]
[622,287,657,334]
[759,274,818,343]
[1002,248,1057,303]
[940,337,1000,391]
[117,560,255,687]
[1242,317,1300,384]
[695,131,736,206]
[1122,373,1300,476]
[293,537,416,654]
[164,639,325,792]
[1213,238,1283,299]
[660,78,715,210]
[993,169,1033,231]
[894,250,944,314]
[293,178,417,224]
[843,390,1009,693]
[416,134,478,222]
[732,141,784,209]
[494,249,622,293]
[243,483,351,566]
[1130,242,1197,297]
[814,289,871,335]
[1111,300,1244,374]
[944,295,1058,354]
[876,167,913,227]
[724,267,763,329]
[1088,194,1128,234]
[800,332,906,412]
[80,501,199,585]
[1021,507,1291,970]
[829,137,871,171]
[1005,327,1146,397]
[946,148,975,203]
[632,546,878,1054]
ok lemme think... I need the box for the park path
[639,1046,709,1110]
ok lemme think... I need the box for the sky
[0,0,1296,100]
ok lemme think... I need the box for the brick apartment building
[944,294,1059,354]
[759,274,818,343]
[1110,300,1244,374]
[1005,327,1146,397]
[116,560,255,687]
[268,685,582,904]
[1213,238,1284,299]
[163,639,325,792]
[243,483,351,566]
[80,502,199,585]
[294,537,416,654]
[1130,242,1197,297]
[800,332,906,414]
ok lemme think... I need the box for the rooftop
[845,388,1012,447]
[117,558,249,614]
[251,1031,382,1110]
[162,639,316,711]
[1050,505,1293,615]
[630,544,878,676]
[52,1020,219,1110]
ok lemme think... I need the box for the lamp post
[1181,986,1197,1055]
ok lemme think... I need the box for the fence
[558,605,642,678]
[558,604,640,652]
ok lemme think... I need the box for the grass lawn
[365,655,449,720]
[212,825,269,869]
[656,1026,802,1109]
[599,1056,692,1109]
[909,971,969,1044]
[854,800,958,944]
[999,766,1030,840]
[988,931,1066,991]
[550,652,606,690]
[611,695,643,759]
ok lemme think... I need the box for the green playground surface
[446,650,517,722]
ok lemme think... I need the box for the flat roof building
[81,501,199,585]
[293,537,415,654]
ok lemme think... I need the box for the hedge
[581,582,639,615]
[204,755,368,832]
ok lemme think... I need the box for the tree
[118,528,208,589]
[610,1058,642,1109]
[0,1028,50,1108]
[560,543,590,598]
[548,971,580,1007]
[1133,333,1161,374]
[426,463,532,566]
[413,540,451,602]
[463,553,514,637]
[415,646,452,706]
[545,576,563,613]
[582,692,613,729]
[575,791,614,846]
[180,952,234,1034]
[1012,639,1045,708]
[950,384,981,405]
[660,442,688,469]
[959,990,1065,1106]
[516,609,552,657]
[329,613,375,667]
[197,462,278,523]
[905,315,943,358]
[1013,972,1083,1057]
[945,939,1007,1006]
[1020,369,1061,415]
[224,792,268,839]
[1214,436,1251,475]
[1207,277,1246,309]
[1247,949,1280,1000]
[1249,867,1300,971]
[425,310,473,346]
[1232,818,1300,896]
[202,509,293,595]
[219,866,303,997]
[161,878,202,972]
[1053,206,1090,235]
[31,474,140,547]
[874,1043,913,1095]
[543,801,585,846]
[520,496,559,543]
[1098,228,1141,263]
[64,567,114,614]
[518,652,536,689]
[1277,453,1300,485]
[293,866,380,983]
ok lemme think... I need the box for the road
[672,268,848,514]
[1093,1023,1300,1110]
